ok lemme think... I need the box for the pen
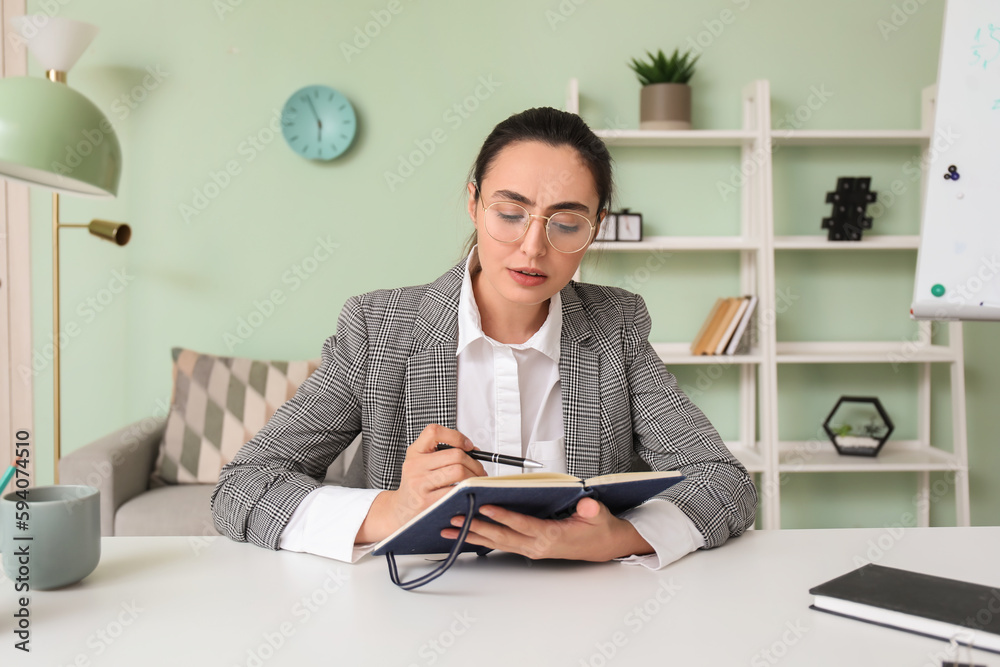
[436,444,544,469]
[0,460,17,496]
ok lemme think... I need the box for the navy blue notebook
[372,471,684,590]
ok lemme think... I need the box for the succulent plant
[628,48,699,86]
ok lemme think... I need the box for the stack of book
[690,295,758,356]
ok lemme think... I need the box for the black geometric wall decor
[821,177,878,241]
[823,395,895,457]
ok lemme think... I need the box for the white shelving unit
[567,79,970,529]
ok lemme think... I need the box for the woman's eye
[552,222,581,234]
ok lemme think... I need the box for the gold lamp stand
[48,70,131,484]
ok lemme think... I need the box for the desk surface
[2,527,998,666]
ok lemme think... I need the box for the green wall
[26,0,999,527]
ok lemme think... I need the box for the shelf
[594,129,757,147]
[592,236,760,252]
[777,440,961,472]
[729,446,766,473]
[652,343,762,365]
[569,79,968,528]
[773,235,921,250]
[771,129,931,147]
[775,341,956,364]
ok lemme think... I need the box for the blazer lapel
[559,284,602,479]
[403,263,464,444]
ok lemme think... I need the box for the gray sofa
[59,416,365,537]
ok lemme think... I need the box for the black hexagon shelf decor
[823,396,894,457]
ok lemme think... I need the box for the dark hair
[463,107,614,256]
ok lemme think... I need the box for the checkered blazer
[211,259,757,551]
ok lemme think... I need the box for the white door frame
[0,0,33,477]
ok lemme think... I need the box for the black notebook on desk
[810,563,1000,653]
[373,470,684,590]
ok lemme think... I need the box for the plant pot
[640,83,691,130]
[832,435,880,457]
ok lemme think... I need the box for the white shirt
[279,248,704,567]
[455,250,565,477]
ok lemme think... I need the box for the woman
[211,107,756,568]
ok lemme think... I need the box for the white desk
[2,527,998,666]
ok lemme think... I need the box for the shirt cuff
[277,485,384,563]
[616,499,706,570]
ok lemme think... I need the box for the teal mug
[0,485,101,590]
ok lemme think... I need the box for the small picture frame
[616,208,643,242]
[595,213,617,241]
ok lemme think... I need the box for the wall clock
[280,85,357,160]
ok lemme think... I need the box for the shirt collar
[457,246,562,362]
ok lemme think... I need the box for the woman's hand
[440,497,654,562]
[356,424,486,543]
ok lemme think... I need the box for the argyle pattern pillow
[153,347,320,484]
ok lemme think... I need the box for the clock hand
[304,96,323,141]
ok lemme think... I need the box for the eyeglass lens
[485,202,592,252]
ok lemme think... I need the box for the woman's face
[466,140,602,314]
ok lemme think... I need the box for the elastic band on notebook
[385,494,477,591]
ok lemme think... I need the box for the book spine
[725,295,758,355]
[714,296,750,355]
[701,297,739,355]
[690,297,725,355]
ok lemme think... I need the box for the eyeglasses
[476,189,596,254]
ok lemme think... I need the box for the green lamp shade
[0,76,121,198]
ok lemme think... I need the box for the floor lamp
[0,16,131,483]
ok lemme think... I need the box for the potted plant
[823,396,895,457]
[628,48,699,130]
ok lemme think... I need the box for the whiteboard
[912,0,1000,321]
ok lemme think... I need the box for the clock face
[281,85,357,161]
[617,212,642,241]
